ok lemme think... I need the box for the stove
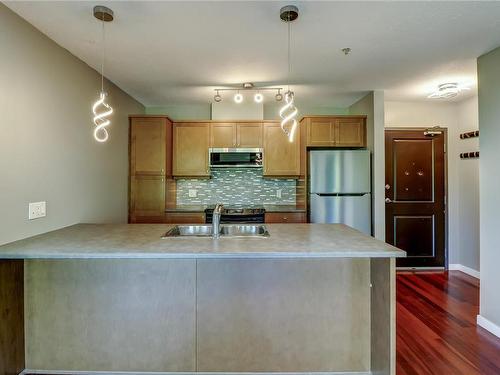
[205,206,266,224]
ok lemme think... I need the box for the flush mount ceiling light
[91,5,114,143]
[428,82,470,99]
[213,83,283,104]
[279,5,299,143]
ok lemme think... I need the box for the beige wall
[0,4,144,246]
[384,99,480,272]
[349,91,386,240]
[478,46,500,335]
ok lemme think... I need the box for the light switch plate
[29,201,46,220]
[188,189,197,198]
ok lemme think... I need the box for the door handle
[385,198,392,203]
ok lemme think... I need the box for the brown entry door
[385,130,446,268]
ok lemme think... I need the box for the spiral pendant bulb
[279,90,298,142]
[92,91,113,142]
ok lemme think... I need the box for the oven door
[209,148,263,168]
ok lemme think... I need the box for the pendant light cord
[100,12,105,93]
[287,18,291,92]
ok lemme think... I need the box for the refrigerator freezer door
[309,150,371,193]
[310,193,372,235]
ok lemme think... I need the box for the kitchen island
[0,224,404,375]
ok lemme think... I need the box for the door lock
[385,184,391,190]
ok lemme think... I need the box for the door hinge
[444,142,447,153]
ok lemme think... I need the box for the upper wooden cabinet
[263,122,300,177]
[130,117,171,175]
[237,123,263,147]
[335,117,366,146]
[303,116,366,147]
[210,122,263,148]
[173,122,210,177]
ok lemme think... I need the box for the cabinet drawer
[265,212,306,223]
[165,212,206,224]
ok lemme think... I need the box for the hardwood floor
[397,271,500,375]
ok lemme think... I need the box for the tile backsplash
[176,168,296,206]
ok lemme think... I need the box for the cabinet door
[263,123,300,177]
[130,117,167,175]
[210,123,236,148]
[237,123,263,148]
[335,118,366,147]
[173,123,210,177]
[165,212,206,224]
[307,119,335,146]
[130,175,165,222]
[264,212,306,223]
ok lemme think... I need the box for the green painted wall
[146,103,348,120]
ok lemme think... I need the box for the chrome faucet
[212,203,224,239]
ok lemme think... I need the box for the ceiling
[6,1,500,107]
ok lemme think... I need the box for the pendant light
[279,5,299,143]
[92,6,114,143]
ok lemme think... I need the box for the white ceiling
[6,1,500,107]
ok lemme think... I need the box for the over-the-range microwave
[209,148,263,168]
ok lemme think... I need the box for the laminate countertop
[0,224,405,259]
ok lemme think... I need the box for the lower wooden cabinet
[165,212,205,224]
[129,175,165,223]
[265,212,306,223]
[263,123,300,177]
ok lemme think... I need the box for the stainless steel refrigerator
[309,150,371,235]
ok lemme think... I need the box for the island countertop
[0,223,405,259]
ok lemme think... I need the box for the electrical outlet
[29,201,46,220]
[276,189,282,198]
[188,189,197,198]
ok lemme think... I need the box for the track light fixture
[212,83,283,104]
[234,92,243,103]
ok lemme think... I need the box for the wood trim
[0,260,24,375]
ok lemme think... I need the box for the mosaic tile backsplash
[176,168,296,206]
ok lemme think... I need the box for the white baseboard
[477,315,500,339]
[449,264,480,279]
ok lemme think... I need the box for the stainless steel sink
[162,225,213,238]
[162,224,269,238]
[219,224,270,238]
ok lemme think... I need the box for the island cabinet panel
[263,123,300,177]
[130,117,170,176]
[130,175,165,222]
[371,258,396,375]
[196,258,370,373]
[173,122,210,177]
[0,260,24,375]
[24,259,197,372]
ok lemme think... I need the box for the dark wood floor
[397,271,500,375]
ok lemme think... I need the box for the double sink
[163,224,270,238]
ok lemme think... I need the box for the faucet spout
[212,203,224,239]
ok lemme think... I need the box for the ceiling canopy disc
[93,5,114,22]
[280,5,299,22]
